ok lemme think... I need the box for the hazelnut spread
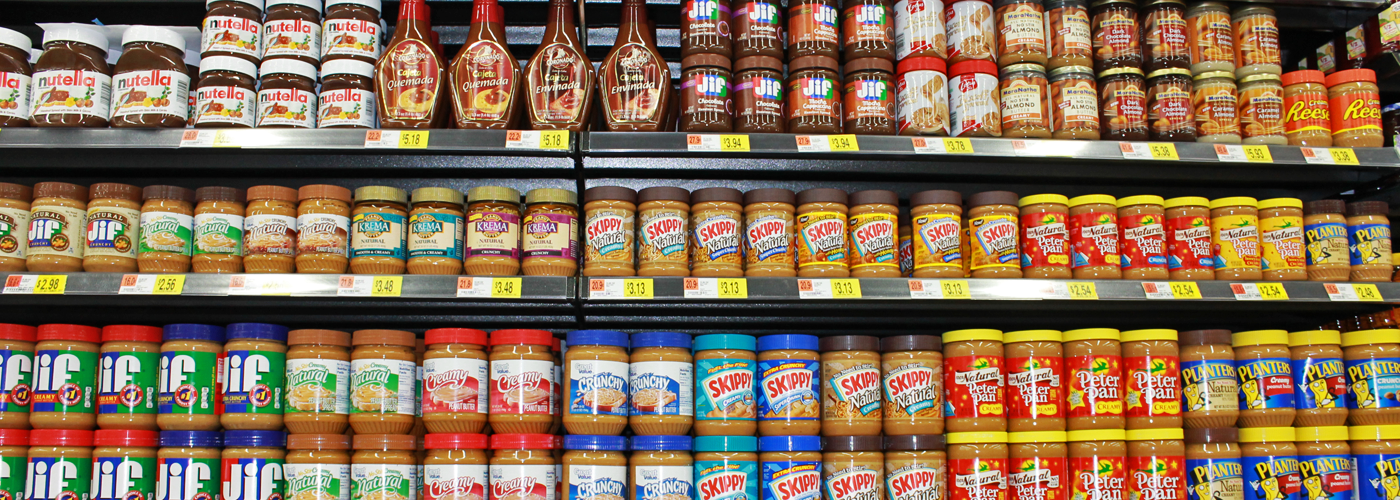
[285,329,352,434]
[786,56,842,134]
[258,59,319,128]
[323,0,382,64]
[823,436,884,500]
[820,336,883,436]
[0,325,35,429]
[1184,428,1241,500]
[695,436,758,500]
[264,0,322,66]
[1121,329,1181,429]
[30,26,112,128]
[83,183,143,273]
[109,26,190,128]
[944,329,1007,432]
[632,436,695,500]
[221,323,288,431]
[1090,0,1140,72]
[694,334,758,436]
[759,436,819,500]
[757,335,821,436]
[349,329,418,434]
[194,56,258,128]
[97,325,161,431]
[1180,330,1238,429]
[319,59,376,128]
[733,57,786,134]
[1004,330,1065,432]
[286,434,353,500]
[1342,329,1400,425]
[563,435,627,500]
[678,55,732,133]
[31,324,99,430]
[0,28,33,127]
[203,0,264,64]
[158,324,224,431]
[629,332,695,436]
[563,330,630,436]
[422,328,488,434]
[1063,328,1124,430]
[1233,330,1295,428]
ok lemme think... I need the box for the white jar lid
[0,27,32,54]
[42,26,109,52]
[320,59,374,79]
[267,0,323,13]
[121,26,186,52]
[259,58,318,81]
[200,55,258,78]
[207,0,265,9]
[326,0,382,12]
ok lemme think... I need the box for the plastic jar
[1232,330,1295,428]
[0,184,28,272]
[823,436,884,500]
[908,190,962,277]
[521,188,579,277]
[695,436,758,500]
[243,185,299,274]
[349,186,408,275]
[159,431,224,500]
[1062,328,1123,430]
[843,0,895,61]
[946,0,995,64]
[694,334,758,436]
[629,331,694,436]
[786,56,843,134]
[463,186,522,276]
[949,60,1003,136]
[1238,73,1286,145]
[420,328,487,434]
[419,433,487,500]
[631,436,694,500]
[690,188,745,277]
[1045,0,1092,70]
[885,435,947,500]
[1232,7,1280,78]
[157,325,223,431]
[136,185,195,273]
[948,432,1009,500]
[944,329,1006,432]
[1186,2,1234,75]
[28,429,93,500]
[1098,67,1148,140]
[296,184,352,274]
[560,435,626,500]
[759,436,820,500]
[679,54,733,132]
[1343,329,1400,424]
[1008,431,1067,500]
[1179,330,1238,428]
[999,63,1051,138]
[221,323,288,430]
[81,183,142,273]
[994,0,1047,67]
[1327,69,1384,147]
[1018,194,1071,279]
[881,335,944,435]
[789,0,841,60]
[1257,198,1306,281]
[843,58,897,135]
[756,334,821,436]
[488,330,556,434]
[1303,200,1350,281]
[352,434,418,500]
[1281,70,1332,147]
[637,187,691,277]
[189,186,246,273]
[1126,429,1186,500]
[1142,0,1188,73]
[1347,201,1392,282]
[30,324,99,430]
[348,329,416,434]
[1147,68,1196,141]
[92,429,158,500]
[894,0,947,61]
[582,186,637,277]
[743,188,797,277]
[968,191,1022,278]
[1352,425,1400,499]
[733,56,786,133]
[222,430,287,500]
[1067,195,1122,279]
[285,329,352,434]
[0,325,34,429]
[795,188,850,277]
[1192,71,1240,143]
[286,434,352,500]
[96,325,160,431]
[26,182,87,273]
[1288,330,1347,427]
[1164,197,1214,280]
[1049,65,1100,139]
[1117,196,1168,279]
[1184,428,1240,500]
[1239,427,1298,500]
[1067,429,1126,500]
[1210,197,1262,280]
[1090,0,1140,72]
[1004,330,1065,431]
[846,190,900,277]
[562,330,629,436]
[406,187,465,275]
[818,336,882,436]
[1294,426,1351,500]
[896,57,951,136]
[1121,329,1181,429]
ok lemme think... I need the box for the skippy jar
[756,335,821,436]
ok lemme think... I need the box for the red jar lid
[491,434,556,449]
[425,433,488,449]
[897,57,947,75]
[490,329,554,346]
[94,430,159,447]
[1326,68,1377,87]
[30,429,94,447]
[425,328,488,346]
[37,324,101,343]
[1281,70,1325,87]
[0,324,35,342]
[102,325,162,343]
[949,60,997,78]
[0,429,28,446]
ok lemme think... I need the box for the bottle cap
[31,429,93,447]
[354,434,417,450]
[288,434,351,450]
[583,186,638,204]
[259,58,319,82]
[43,26,108,52]
[299,184,352,202]
[162,324,225,342]
[352,329,415,347]
[897,56,946,75]
[880,335,942,352]
[354,186,409,204]
[122,26,186,51]
[694,436,757,452]
[525,188,578,206]
[1004,330,1062,343]
[1121,329,1177,342]
[818,335,879,352]
[491,329,554,346]
[102,325,162,343]
[693,334,756,351]
[90,183,141,202]
[224,430,287,447]
[885,434,945,451]
[0,429,28,446]
[691,187,744,205]
[288,329,351,347]
[227,323,289,342]
[247,185,299,202]
[34,182,89,202]
[566,330,629,348]
[1305,199,1346,215]
[425,433,489,449]
[632,332,692,349]
[1064,328,1120,342]
[758,435,818,451]
[424,328,488,346]
[969,191,1019,207]
[490,434,556,449]
[37,324,100,343]
[822,436,882,451]
[0,324,35,342]
[943,329,1003,343]
[849,190,899,207]
[638,187,690,204]
[910,190,962,207]
[796,188,848,206]
[412,187,465,205]
[467,186,521,204]
[143,185,194,203]
[757,334,818,351]
[563,435,628,451]
[160,431,222,447]
[195,186,246,203]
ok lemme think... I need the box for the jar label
[761,461,818,500]
[425,464,487,500]
[85,206,140,260]
[585,209,634,265]
[1126,455,1185,500]
[0,349,32,414]
[1234,17,1280,67]
[1296,455,1351,500]
[733,0,784,48]
[1065,354,1123,417]
[524,212,578,261]
[681,71,731,116]
[745,211,795,267]
[1259,216,1304,272]
[95,455,156,500]
[1000,79,1045,125]
[297,213,349,257]
[1347,357,1400,410]
[526,44,590,125]
[1053,78,1099,130]
[0,208,26,261]
[1146,10,1188,56]
[452,41,518,123]
[734,73,784,125]
[349,358,416,415]
[264,18,322,61]
[796,211,848,268]
[1349,223,1392,267]
[1008,456,1064,500]
[423,357,487,415]
[943,354,1005,419]
[898,230,914,274]
[1356,454,1400,500]
[257,88,317,128]
[896,70,949,136]
[31,69,113,121]
[1236,357,1294,410]
[98,350,158,415]
[33,348,97,414]
[1196,86,1238,137]
[949,73,999,137]
[822,464,881,500]
[843,76,894,123]
[1291,357,1347,411]
[323,18,381,60]
[945,1,994,62]
[139,211,194,256]
[286,357,350,414]
[637,466,694,500]
[245,214,298,256]
[1180,358,1239,413]
[1305,222,1350,267]
[1105,85,1147,133]
[695,357,757,421]
[222,458,285,500]
[894,0,947,60]
[111,70,191,120]
[630,360,694,416]
[1212,214,1260,270]
[195,85,257,127]
[159,350,220,415]
[490,358,554,415]
[1284,92,1330,134]
[408,211,464,260]
[697,460,757,500]
[1124,354,1180,418]
[1049,6,1093,56]
[1006,355,1064,421]
[1188,12,1233,64]
[378,39,442,122]
[28,205,86,259]
[600,44,666,125]
[319,88,376,128]
[1094,11,1138,57]
[193,213,245,256]
[569,465,625,500]
[568,358,629,416]
[1186,458,1242,500]
[787,75,839,119]
[1167,214,1212,271]
[883,360,941,418]
[822,361,881,418]
[1240,86,1285,140]
[467,211,521,259]
[970,214,1020,270]
[158,457,222,500]
[1020,210,1070,270]
[27,456,92,500]
[1241,456,1300,500]
[848,212,898,270]
[1120,213,1167,270]
[222,349,285,414]
[693,210,743,267]
[1070,211,1119,269]
[0,72,31,122]
[949,457,1006,500]
[913,214,961,271]
[756,358,819,420]
[1069,455,1125,500]
[202,15,262,58]
[286,463,351,500]
[350,211,407,260]
[789,2,840,46]
[1149,84,1193,134]
[887,463,943,500]
[640,209,689,264]
[998,4,1046,54]
[843,3,893,47]
[353,464,418,500]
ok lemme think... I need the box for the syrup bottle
[449,0,522,129]
[525,0,596,130]
[599,0,671,131]
[374,0,445,128]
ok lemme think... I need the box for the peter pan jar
[943,329,1007,432]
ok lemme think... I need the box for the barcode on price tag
[1325,283,1383,301]
[1214,144,1273,163]
[589,278,654,299]
[798,279,862,299]
[505,130,568,150]
[119,274,185,295]
[3,275,66,294]
[1231,283,1290,300]
[1143,281,1200,299]
[683,278,748,298]
[687,134,750,152]
[457,277,523,298]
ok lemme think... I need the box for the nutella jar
[733,56,785,133]
[944,329,1007,432]
[1048,65,1100,139]
[894,0,947,60]
[994,0,1047,66]
[820,336,883,436]
[0,28,32,127]
[258,59,318,128]
[843,58,897,135]
[683,0,732,58]
[679,54,733,133]
[1063,328,1124,430]
[822,436,884,500]
[947,0,996,64]
[732,0,784,60]
[1141,0,1188,73]
[881,335,944,435]
[1179,329,1238,428]
[202,0,264,64]
[1342,329,1400,425]
[999,63,1051,138]
[1090,0,1139,72]
[1184,428,1241,500]
[322,0,382,64]
[1288,330,1347,427]
[896,57,950,136]
[30,26,111,128]
[1067,429,1126,500]
[264,0,322,66]
[319,59,376,128]
[1122,329,1181,429]
[1232,330,1295,428]
[193,56,258,128]
[786,55,842,134]
[1098,67,1148,140]
[1004,330,1065,431]
[844,0,895,61]
[109,26,191,128]
[1146,68,1195,141]
[789,0,841,60]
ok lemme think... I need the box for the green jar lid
[467,186,521,204]
[526,188,578,206]
[695,436,757,452]
[411,187,464,206]
[353,186,408,204]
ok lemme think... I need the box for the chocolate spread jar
[318,59,375,128]
[30,26,112,128]
[193,56,258,128]
[263,0,323,66]
[680,54,733,132]
[202,0,265,65]
[843,58,897,135]
[732,0,784,59]
[257,59,318,128]
[110,26,191,129]
[0,28,33,127]
[787,55,842,134]
[682,0,733,58]
[322,0,382,64]
[733,56,784,133]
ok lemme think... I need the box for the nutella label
[195,85,256,127]
[85,206,139,260]
[0,208,27,260]
[202,15,263,58]
[111,70,190,120]
[527,44,590,124]
[323,18,381,60]
[257,88,317,128]
[896,70,949,135]
[602,44,666,125]
[380,40,442,121]
[31,69,112,120]
[894,0,947,59]
[264,18,322,61]
[319,88,376,128]
[453,41,518,123]
[0,72,31,121]
[244,214,297,256]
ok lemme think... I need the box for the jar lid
[102,325,162,343]
[160,431,222,447]
[32,429,93,447]
[796,188,848,206]
[259,58,319,82]
[248,185,299,202]
[0,324,35,342]
[694,334,756,351]
[0,183,30,204]
[563,435,628,451]
[354,186,409,204]
[819,335,879,352]
[1281,70,1325,86]
[682,53,731,71]
[288,329,351,347]
[552,337,561,351]
[910,190,961,207]
[1019,194,1069,207]
[632,331,692,349]
[1063,328,1119,341]
[845,57,894,75]
[1257,198,1302,210]
[352,329,415,347]
[1004,330,1062,343]
[425,328,488,346]
[638,186,691,204]
[949,60,997,78]
[1209,196,1257,209]
[1288,329,1339,346]
[695,435,757,452]
[1068,194,1116,207]
[355,434,417,450]
[1295,426,1348,442]
[38,324,100,343]
[1090,0,1136,5]
[1183,427,1237,444]
[1097,67,1144,78]
[143,185,194,203]
[758,435,819,451]
[468,185,522,204]
[426,433,490,449]
[1066,429,1125,442]
[633,435,693,451]
[1240,73,1281,85]
[880,334,942,352]
[94,429,158,447]
[43,26,109,52]
[1239,427,1295,443]
[566,329,629,348]
[491,329,554,346]
[583,186,638,204]
[1000,63,1046,76]
[884,434,945,451]
[0,429,27,446]
[744,188,796,206]
[1346,201,1388,217]
[163,323,225,342]
[412,187,465,205]
[526,188,578,206]
[227,322,289,342]
[1164,196,1209,209]
[1325,68,1376,87]
[1146,67,1190,79]
[1141,0,1184,6]
[734,55,784,73]
[1232,329,1288,347]
[322,58,375,79]
[327,0,380,10]
[1117,195,1164,208]
[34,181,87,202]
[1120,329,1176,342]
[1305,199,1345,215]
[0,27,32,54]
[823,435,882,451]
[1193,71,1235,81]
[943,329,1002,343]
[969,190,1019,207]
[195,186,246,203]
[1179,329,1231,345]
[1387,103,1400,113]
[209,0,264,8]
[90,183,141,202]
[789,55,839,72]
[288,434,350,450]
[946,432,1007,444]
[896,56,946,75]
[1342,329,1400,347]
[268,0,323,13]
[200,55,259,78]
[692,187,744,205]
[1008,431,1066,443]
[849,189,898,207]
[1125,429,1183,441]
[122,25,185,51]
[299,184,353,202]
[757,334,818,351]
[1049,65,1094,79]
[1350,425,1400,441]
[225,430,286,447]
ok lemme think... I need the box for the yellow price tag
[398,130,429,149]
[1330,148,1359,165]
[720,135,751,152]
[831,279,862,298]
[1256,282,1289,300]
[1170,282,1202,299]
[623,279,654,299]
[1149,143,1180,160]
[153,275,185,295]
[717,278,748,298]
[371,276,403,297]
[828,135,860,151]
[33,275,66,294]
[1067,282,1098,300]
[942,138,974,154]
[539,130,569,150]
[940,280,971,299]
[1356,283,1384,301]
[491,278,523,298]
[212,130,239,148]
[1243,145,1273,163]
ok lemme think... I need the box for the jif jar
[221,323,289,431]
[0,325,33,429]
[157,325,224,431]
[843,57,897,135]
[348,329,417,434]
[83,183,142,273]
[406,187,465,275]
[222,430,286,497]
[944,329,1006,432]
[97,325,161,431]
[733,56,786,133]
[352,434,418,500]
[422,328,488,434]
[349,185,409,275]
[137,185,195,273]
[285,329,352,434]
[296,184,353,274]
[1210,197,1262,280]
[93,429,158,500]
[522,188,580,277]
[786,56,843,134]
[26,182,87,273]
[29,429,93,499]
[31,324,99,430]
[157,430,222,500]
[243,185,299,274]
[679,54,733,133]
[465,186,522,276]
[0,184,30,273]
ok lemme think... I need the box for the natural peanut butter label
[222,349,284,414]
[757,359,819,421]
[1070,212,1119,269]
[1065,354,1122,417]
[159,350,219,415]
[894,0,947,60]
[1123,355,1180,418]
[203,15,262,58]
[27,456,91,500]
[886,463,943,500]
[139,211,194,256]
[630,361,693,416]
[1185,458,1242,500]
[452,41,517,123]
[944,355,1004,419]
[111,70,190,120]
[323,18,381,60]
[257,88,317,128]
[1069,456,1124,500]
[408,212,464,260]
[467,211,520,259]
[697,460,755,500]
[912,214,960,270]
[1291,357,1346,410]
[286,358,350,414]
[1240,456,1299,500]
[195,85,256,127]
[286,463,351,500]
[1006,356,1063,420]
[1179,359,1238,413]
[96,455,155,500]
[822,464,881,500]
[0,208,26,260]
[492,465,554,500]
[823,362,881,419]
[1021,212,1069,270]
[98,351,158,415]
[640,210,688,265]
[0,349,31,414]
[970,214,1019,270]
[898,234,913,275]
[1236,357,1293,410]
[948,457,1006,500]
[31,69,113,120]
[222,458,284,500]
[319,89,376,128]
[848,213,897,270]
[423,357,487,415]
[351,211,407,260]
[1260,216,1304,272]
[1007,457,1063,500]
[28,205,86,259]
[1120,214,1166,271]
[796,211,847,268]
[527,44,590,124]
[745,211,794,267]
[1212,214,1259,270]
[1346,358,1400,410]
[426,464,486,500]
[524,213,577,261]
[265,18,322,61]
[695,358,756,421]
[85,206,139,260]
[352,464,417,500]
[585,209,634,265]
[1167,214,1212,271]
[1296,455,1350,500]
[193,213,244,257]
[490,359,553,415]
[1349,223,1391,267]
[761,462,816,500]
[245,214,297,256]
[1125,456,1184,500]
[568,359,628,416]
[349,358,415,415]
[33,348,96,414]
[0,72,31,121]
[693,211,742,268]
[297,213,349,256]
[882,361,939,419]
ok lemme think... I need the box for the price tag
[1330,148,1360,165]
[1067,282,1098,300]
[228,274,291,296]
[686,134,750,152]
[505,130,569,150]
[1326,283,1384,301]
[911,137,975,154]
[458,277,524,298]
[365,130,430,149]
[942,138,974,153]
[1214,144,1274,163]
[1120,142,1179,160]
[1230,282,1290,300]
[119,274,185,295]
[338,276,403,297]
[796,135,859,152]
[1143,281,1201,299]
[909,279,972,299]
[3,275,66,294]
[827,134,859,151]
[683,278,749,298]
[798,279,863,299]
[1301,147,1359,165]
[588,278,654,299]
[179,130,216,148]
[1010,140,1075,157]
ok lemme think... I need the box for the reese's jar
[631,436,695,500]
[1180,329,1238,428]
[1184,428,1241,500]
[822,436,883,500]
[759,436,819,500]
[884,435,946,500]
[1007,431,1067,500]
[881,335,944,435]
[756,334,820,436]
[348,329,417,434]
[945,329,1007,432]
[563,330,630,436]
[564,435,626,500]
[1288,330,1348,427]
[695,436,758,500]
[1294,426,1352,500]
[1004,330,1065,432]
[1233,330,1295,428]
[1343,328,1400,425]
[820,335,882,436]
[97,325,160,430]
[694,334,758,436]
[0,325,34,429]
[28,429,92,500]
[1238,427,1300,500]
[93,429,158,500]
[629,331,695,436]
[221,430,287,500]
[31,324,100,430]
[1350,425,1400,500]
[947,432,1009,500]
[1063,328,1123,431]
[286,434,352,500]
[1122,329,1182,430]
[158,324,223,431]
[1067,429,1127,500]
[222,323,288,431]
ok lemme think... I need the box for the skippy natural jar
[694,334,758,437]
[820,335,883,436]
[822,436,883,500]
[880,334,944,436]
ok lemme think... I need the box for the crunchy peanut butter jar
[822,436,883,500]
[97,325,161,430]
[1350,424,1400,500]
[820,335,882,436]
[243,185,299,273]
[286,329,352,434]
[759,436,817,500]
[629,332,695,436]
[296,184,353,274]
[757,335,821,436]
[1288,330,1347,427]
[222,430,287,500]
[884,434,946,500]
[286,434,353,500]
[422,328,488,434]
[564,330,630,436]
[881,335,944,435]
[632,435,694,500]
[349,330,418,434]
[1343,329,1400,426]
[564,435,627,500]
[158,324,223,431]
[1232,330,1295,428]
[222,323,289,431]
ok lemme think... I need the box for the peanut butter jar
[632,435,695,500]
[564,435,627,500]
[564,330,630,436]
[694,334,758,436]
[522,188,580,277]
[820,335,882,436]
[582,186,638,277]
[191,186,246,273]
[423,433,488,500]
[286,434,353,500]
[884,435,947,500]
[1008,431,1067,500]
[1180,329,1238,428]
[1067,194,1122,279]
[638,187,692,277]
[880,335,944,435]
[407,187,466,275]
[744,188,798,277]
[822,436,883,500]
[1232,329,1295,428]
[1122,329,1181,429]
[28,429,93,500]
[757,334,821,436]
[243,185,299,274]
[759,436,818,500]
[795,189,851,277]
[286,329,352,434]
[0,429,26,498]
[1004,330,1065,432]
[1342,328,1400,425]
[83,183,142,273]
[629,331,695,436]
[221,323,288,430]
[0,325,34,430]
[1125,428,1186,500]
[422,328,488,434]
[944,329,1007,432]
[465,186,523,276]
[348,329,417,434]
[1294,425,1351,500]
[947,432,1009,500]
[296,184,353,274]
[1288,330,1348,427]
[222,430,287,500]
[1350,425,1400,500]
[1346,201,1392,282]
[1062,328,1123,430]
[350,185,409,275]
[97,325,161,430]
[1303,200,1350,282]
[491,434,557,500]
[1238,427,1299,500]
[695,436,758,500]
[157,431,222,500]
[26,182,88,273]
[1067,429,1126,500]
[93,429,158,500]
[489,329,557,434]
[691,188,746,277]
[137,185,195,273]
[1184,427,1241,500]
[353,434,420,500]
[0,184,31,273]
[31,324,99,430]
[157,324,223,431]
[1018,194,1071,279]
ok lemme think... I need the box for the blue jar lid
[695,436,757,452]
[163,324,225,342]
[566,330,630,348]
[633,332,692,349]
[224,430,286,447]
[693,334,756,352]
[564,435,629,451]
[759,436,822,452]
[632,435,692,451]
[757,334,819,352]
[160,431,223,447]
[1386,103,1400,113]
[226,323,289,342]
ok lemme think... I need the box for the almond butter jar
[947,432,1009,500]
[1185,2,1234,75]
[1120,329,1180,429]
[1048,66,1100,140]
[352,434,419,500]
[1067,429,1126,500]
[880,335,944,435]
[489,330,556,434]
[31,324,99,430]
[819,336,882,436]
[999,63,1051,138]
[1004,330,1065,432]
[1342,328,1400,425]
[190,187,246,273]
[286,434,353,500]
[564,435,627,500]
[243,185,299,274]
[1147,68,1196,141]
[583,187,638,277]
[1303,200,1350,282]
[1192,71,1240,144]
[694,334,758,436]
[297,184,353,274]
[1238,73,1286,145]
[1045,0,1092,70]
[422,328,488,434]
[884,434,947,500]
[944,329,1007,432]
[83,183,142,273]
[222,323,289,431]
[1008,430,1067,500]
[348,329,417,434]
[629,331,695,436]
[350,186,409,275]
[823,436,884,500]
[1090,0,1140,72]
[632,435,695,500]
[423,433,488,500]
[0,325,34,430]
[136,185,195,273]
[286,329,352,434]
[563,330,629,436]
[1184,427,1240,500]
[157,324,224,431]
[97,325,161,431]
[1232,330,1295,428]
[1125,429,1186,500]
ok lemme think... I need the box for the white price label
[587,278,653,299]
[1142,282,1175,299]
[1121,142,1154,160]
[911,137,948,154]
[908,279,946,299]
[337,275,376,296]
[1010,139,1076,157]
[799,279,836,299]
[682,278,748,299]
[505,130,568,150]
[228,274,292,296]
[1302,147,1336,164]
[179,130,217,148]
[796,135,833,152]
[1042,282,1073,300]
[1231,283,1263,300]
[364,130,429,149]
[118,274,185,295]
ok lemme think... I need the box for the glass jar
[1146,68,1195,142]
[406,187,465,275]
[1186,1,1234,75]
[1164,197,1215,280]
[1232,6,1280,78]
[944,329,1006,432]
[1049,65,1099,139]
[1019,194,1071,280]
[31,324,99,430]
[243,185,299,274]
[999,63,1051,138]
[1257,198,1305,281]
[1180,329,1238,428]
[1346,201,1392,282]
[348,329,417,434]
[994,0,1047,66]
[1210,197,1262,280]
[1098,67,1147,140]
[694,334,758,436]
[1326,69,1384,147]
[968,191,1021,278]
[1063,328,1124,430]
[1068,195,1121,280]
[522,188,579,277]
[82,183,142,273]
[638,187,692,277]
[1090,0,1140,72]
[221,323,289,431]
[191,186,245,273]
[1142,0,1188,72]
[26,182,87,272]
[97,325,160,431]
[582,186,637,277]
[464,186,522,276]
[136,185,195,273]
[349,186,409,275]
[296,184,353,274]
[1281,70,1332,147]
[1239,73,1286,145]
[157,324,224,431]
[488,329,557,434]
[1045,0,1092,70]
[690,188,745,277]
[1117,196,1168,280]
[1192,71,1240,143]
[285,329,352,434]
[795,188,850,277]
[1004,330,1065,431]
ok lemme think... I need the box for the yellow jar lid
[1069,194,1117,207]
[1295,426,1349,442]
[1121,329,1178,342]
[1117,195,1165,208]
[1351,425,1400,441]
[1164,196,1210,209]
[1019,194,1069,207]
[1288,330,1340,347]
[1342,329,1400,347]
[944,329,1004,343]
[1067,429,1126,442]
[1257,198,1303,210]
[1232,329,1289,347]
[1239,427,1295,443]
[1126,429,1184,441]
[1008,431,1067,443]
[947,432,1008,444]
[1209,196,1258,210]
[1063,328,1120,342]
[1004,330,1063,343]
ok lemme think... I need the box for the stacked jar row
[200,0,385,68]
[3,182,580,276]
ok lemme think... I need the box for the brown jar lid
[849,189,899,207]
[352,329,415,347]
[299,184,352,202]
[1305,199,1345,215]
[969,190,1019,207]
[468,186,521,204]
[34,182,89,202]
[289,433,351,450]
[89,183,141,202]
[1347,201,1389,217]
[824,435,883,451]
[1184,428,1238,444]
[682,53,731,71]
[885,434,946,451]
[354,186,409,204]
[735,55,783,73]
[797,188,848,206]
[638,186,691,204]
[819,335,880,352]
[691,187,743,205]
[744,188,796,206]
[790,55,839,72]
[195,186,246,204]
[143,185,194,203]
[353,434,417,450]
[412,187,465,206]
[0,183,31,203]
[910,190,962,207]
[844,57,894,75]
[247,185,299,202]
[526,188,578,206]
[1180,329,1232,345]
[584,186,638,204]
[880,334,942,352]
[289,329,351,347]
